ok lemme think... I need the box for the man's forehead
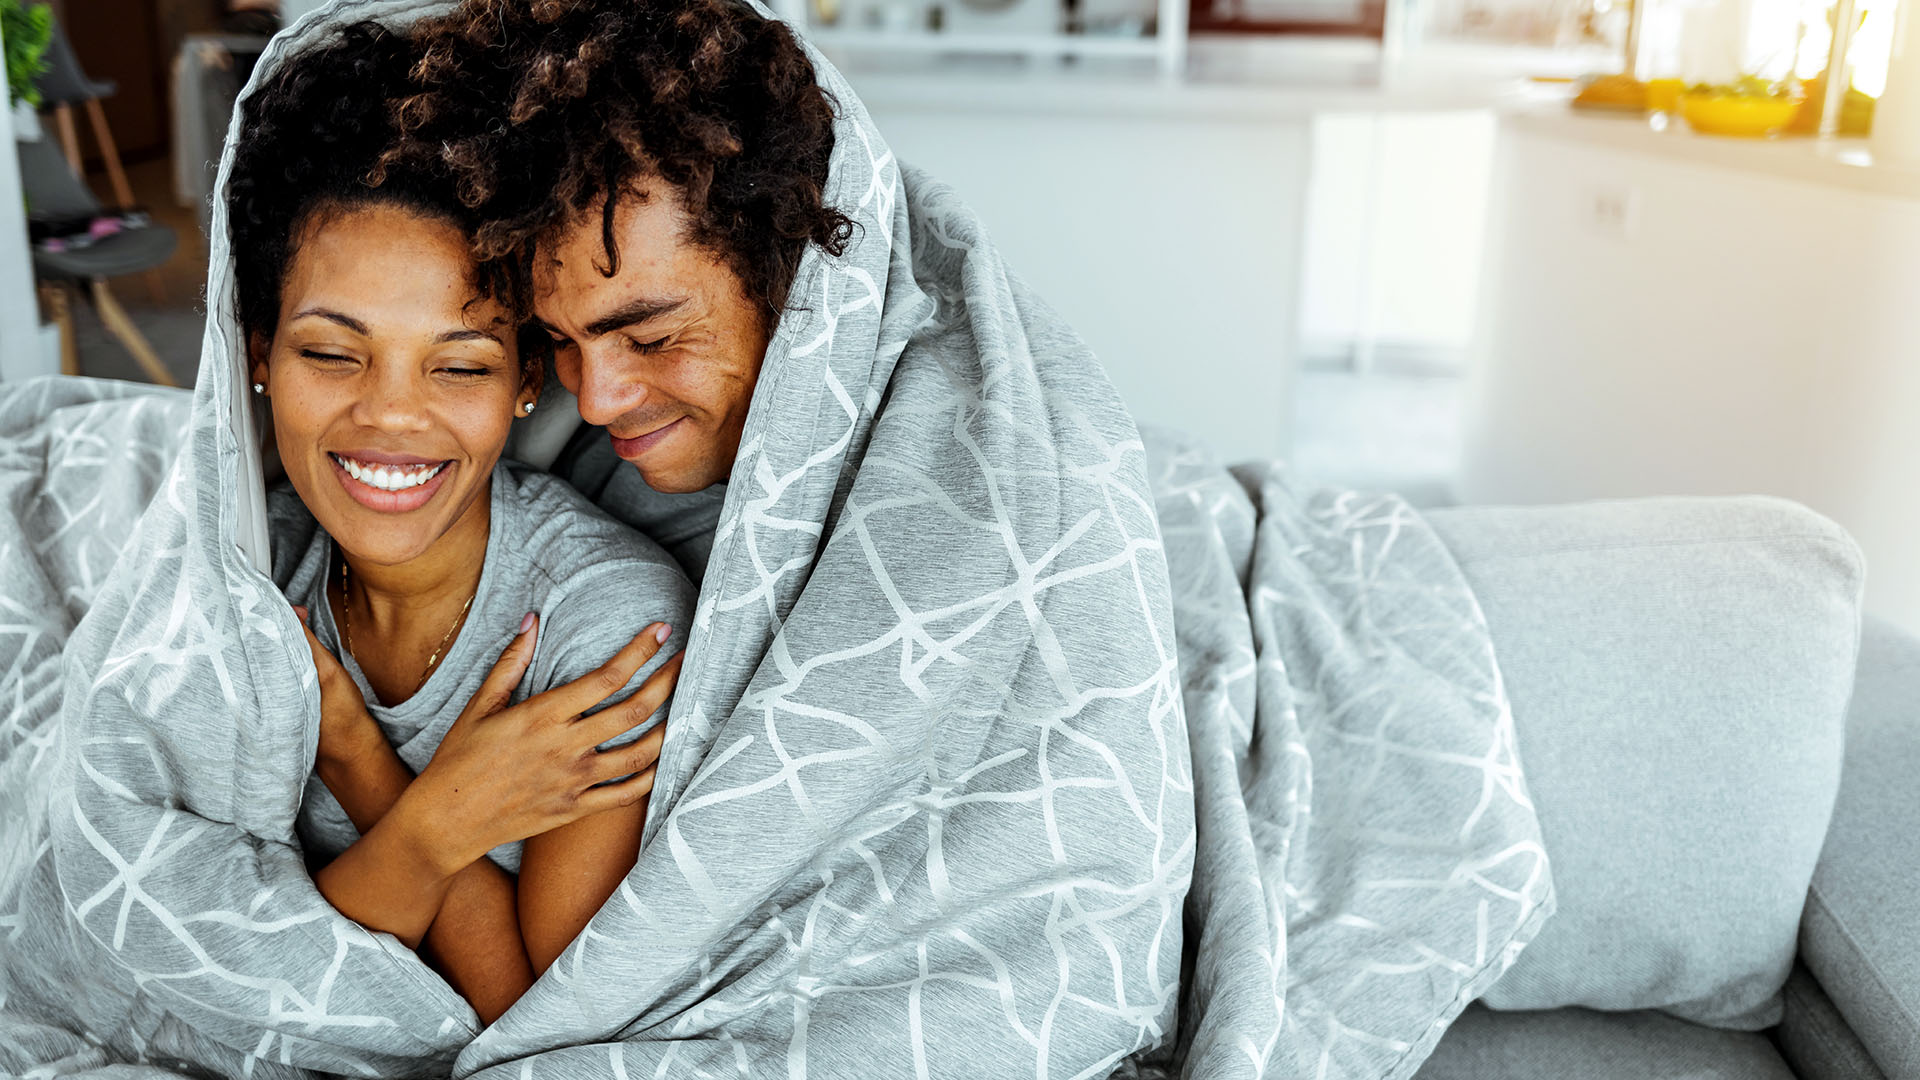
[541,185,689,270]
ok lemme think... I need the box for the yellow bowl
[1679,93,1802,137]
[1647,78,1686,112]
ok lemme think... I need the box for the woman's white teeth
[334,455,445,491]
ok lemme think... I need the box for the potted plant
[4,0,52,139]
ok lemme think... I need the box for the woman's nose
[353,370,433,432]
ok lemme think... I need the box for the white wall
[0,95,44,377]
[1462,122,1920,635]
[852,92,1312,464]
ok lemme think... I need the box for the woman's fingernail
[520,612,536,634]
[654,623,671,644]
[292,605,307,622]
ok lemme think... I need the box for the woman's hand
[388,618,683,879]
[291,604,387,784]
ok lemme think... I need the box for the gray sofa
[1400,495,1917,1080]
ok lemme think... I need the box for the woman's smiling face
[251,202,534,567]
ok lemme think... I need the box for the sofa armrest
[1802,616,1920,1080]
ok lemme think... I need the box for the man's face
[533,186,771,494]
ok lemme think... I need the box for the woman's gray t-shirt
[269,460,696,873]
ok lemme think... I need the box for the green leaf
[3,0,54,108]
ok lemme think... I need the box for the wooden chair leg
[40,282,79,377]
[83,98,135,210]
[80,101,169,303]
[90,278,177,387]
[53,104,82,178]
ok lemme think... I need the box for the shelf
[775,0,1186,74]
[804,28,1165,57]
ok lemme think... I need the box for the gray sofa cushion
[1414,1004,1796,1079]
[1779,961,1890,1080]
[1801,618,1920,1080]
[1426,496,1863,1028]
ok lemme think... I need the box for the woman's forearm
[316,732,535,1021]
[516,793,649,972]
[315,724,412,833]
[420,858,535,1024]
[311,798,460,947]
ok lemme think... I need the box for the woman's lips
[328,453,454,513]
[610,418,684,461]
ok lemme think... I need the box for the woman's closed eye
[300,349,355,364]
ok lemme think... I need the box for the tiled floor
[1290,369,1465,508]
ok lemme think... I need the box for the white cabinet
[851,72,1314,463]
[1461,112,1920,634]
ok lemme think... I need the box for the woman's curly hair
[226,20,543,378]
[392,0,854,328]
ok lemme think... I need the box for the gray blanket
[0,2,1552,1076]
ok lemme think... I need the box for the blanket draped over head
[0,1,1552,1076]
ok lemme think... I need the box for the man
[379,5,1547,1080]
[390,0,856,581]
[385,1,1197,1076]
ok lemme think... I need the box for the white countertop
[1503,108,1920,201]
[832,36,1575,117]
[828,33,1920,199]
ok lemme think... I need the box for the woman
[230,21,695,1022]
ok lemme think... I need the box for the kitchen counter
[1466,100,1920,634]
[1503,107,1920,201]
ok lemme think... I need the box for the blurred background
[1,0,1916,633]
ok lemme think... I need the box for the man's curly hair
[392,0,854,329]
[226,20,543,378]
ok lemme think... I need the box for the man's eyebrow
[583,297,690,339]
[289,308,370,335]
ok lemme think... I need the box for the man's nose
[573,343,652,428]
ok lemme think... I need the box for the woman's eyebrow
[433,328,503,345]
[290,308,370,335]
[289,308,499,346]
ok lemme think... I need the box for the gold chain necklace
[339,554,478,701]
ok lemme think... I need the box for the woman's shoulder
[496,461,694,598]
[494,463,697,686]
